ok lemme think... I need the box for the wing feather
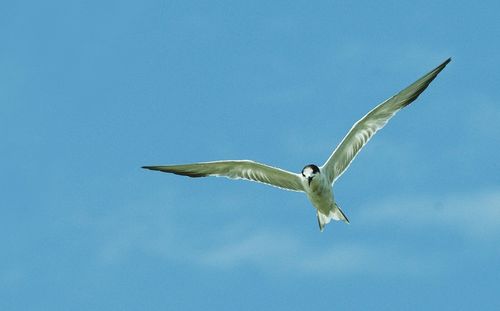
[321,58,451,184]
[143,160,305,192]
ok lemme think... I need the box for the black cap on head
[301,164,320,176]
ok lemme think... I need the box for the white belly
[305,176,334,215]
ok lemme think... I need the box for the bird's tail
[333,203,350,224]
[317,203,350,232]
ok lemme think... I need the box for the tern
[143,58,451,231]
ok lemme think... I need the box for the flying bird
[143,58,451,231]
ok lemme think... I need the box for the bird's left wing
[142,160,305,192]
[321,58,451,184]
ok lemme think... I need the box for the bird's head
[301,164,320,186]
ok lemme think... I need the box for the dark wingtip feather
[141,166,168,172]
[437,57,452,71]
[141,165,208,178]
[175,171,209,178]
[398,57,452,108]
[429,57,452,77]
[431,58,451,77]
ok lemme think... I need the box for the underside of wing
[142,160,305,192]
[321,58,451,184]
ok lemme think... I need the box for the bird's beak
[308,176,313,186]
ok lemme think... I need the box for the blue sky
[2,0,500,310]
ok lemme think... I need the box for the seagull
[143,58,451,231]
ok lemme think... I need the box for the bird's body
[143,58,451,231]
[306,172,332,214]
[300,164,347,230]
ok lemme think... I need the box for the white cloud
[91,187,500,278]
[200,231,300,269]
[297,244,446,278]
[193,230,448,278]
[187,189,500,277]
[357,188,500,240]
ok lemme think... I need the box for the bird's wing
[321,58,451,184]
[142,160,305,192]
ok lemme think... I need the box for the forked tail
[316,203,350,232]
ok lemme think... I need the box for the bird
[143,58,451,231]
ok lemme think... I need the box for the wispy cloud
[296,243,446,278]
[192,189,500,276]
[193,230,449,278]
[357,188,500,240]
[200,231,300,269]
[91,187,500,278]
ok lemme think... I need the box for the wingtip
[435,57,451,72]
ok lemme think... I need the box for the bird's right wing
[142,160,305,192]
[321,58,451,184]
